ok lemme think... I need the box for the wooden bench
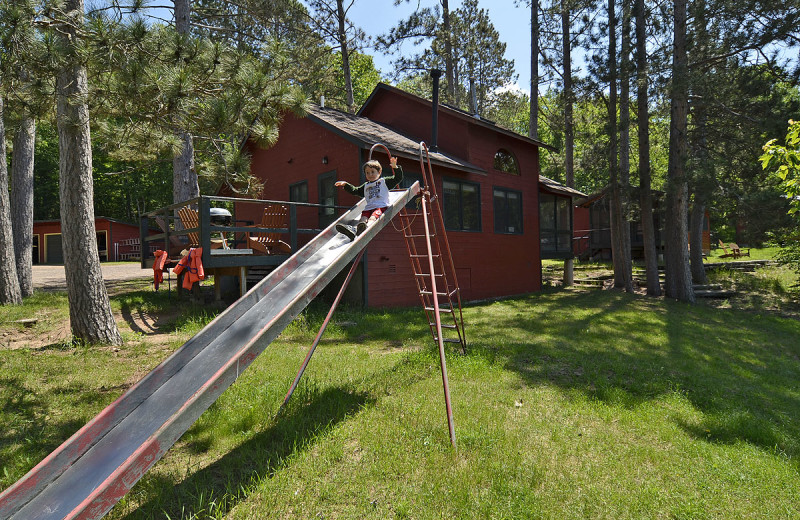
[718,240,735,259]
[729,243,750,259]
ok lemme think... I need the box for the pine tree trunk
[529,1,539,140]
[442,0,456,103]
[561,3,574,286]
[607,0,626,290]
[664,0,694,303]
[617,4,634,293]
[688,0,709,287]
[173,0,200,205]
[0,96,23,305]
[57,0,122,344]
[636,0,661,296]
[12,116,36,298]
[175,0,190,33]
[337,0,355,113]
[173,132,199,204]
[689,197,707,284]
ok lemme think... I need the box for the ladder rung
[416,273,443,277]
[433,337,463,344]
[425,306,453,313]
[410,254,440,258]
[420,290,449,296]
[431,323,458,329]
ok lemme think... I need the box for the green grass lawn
[2,281,800,519]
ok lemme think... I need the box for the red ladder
[395,143,467,354]
[371,142,464,448]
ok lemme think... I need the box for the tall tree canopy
[377,0,515,115]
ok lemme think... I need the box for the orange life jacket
[153,250,168,290]
[173,247,204,290]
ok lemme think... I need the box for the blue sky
[345,0,536,94]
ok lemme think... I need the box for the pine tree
[617,2,633,292]
[303,0,366,113]
[606,0,633,292]
[0,95,23,305]
[663,0,694,302]
[56,0,123,343]
[172,0,199,206]
[530,1,540,140]
[377,0,514,114]
[1,0,40,299]
[635,0,661,296]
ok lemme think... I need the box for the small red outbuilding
[32,217,146,264]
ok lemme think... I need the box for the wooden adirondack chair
[246,204,291,255]
[730,243,750,259]
[178,207,226,250]
[718,240,734,258]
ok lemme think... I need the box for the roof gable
[359,83,557,152]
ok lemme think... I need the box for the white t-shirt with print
[364,178,390,210]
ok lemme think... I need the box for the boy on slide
[335,156,403,241]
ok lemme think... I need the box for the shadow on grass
[466,289,800,462]
[0,375,109,490]
[118,386,372,520]
[113,289,221,336]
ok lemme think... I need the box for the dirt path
[2,264,174,350]
[33,263,151,292]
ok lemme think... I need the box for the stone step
[694,289,736,298]
[573,278,604,287]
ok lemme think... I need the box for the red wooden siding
[573,205,590,257]
[243,113,362,233]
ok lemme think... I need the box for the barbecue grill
[209,207,232,226]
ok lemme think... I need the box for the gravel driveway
[33,263,151,291]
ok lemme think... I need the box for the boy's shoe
[356,222,367,236]
[336,223,356,241]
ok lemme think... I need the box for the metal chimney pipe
[430,68,442,152]
[470,77,479,118]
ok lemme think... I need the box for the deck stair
[704,259,775,271]
[396,144,466,354]
[572,277,605,288]
[693,283,735,298]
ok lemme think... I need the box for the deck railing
[140,196,350,269]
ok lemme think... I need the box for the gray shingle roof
[307,104,582,198]
[307,104,487,175]
[539,175,587,198]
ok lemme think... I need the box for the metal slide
[0,183,420,520]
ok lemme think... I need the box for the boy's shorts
[361,207,386,219]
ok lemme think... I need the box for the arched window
[494,149,520,175]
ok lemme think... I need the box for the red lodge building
[238,83,584,307]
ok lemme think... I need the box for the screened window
[443,179,481,232]
[494,149,520,175]
[494,188,523,234]
[400,172,423,209]
[289,180,308,203]
[318,171,337,229]
[540,193,573,258]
